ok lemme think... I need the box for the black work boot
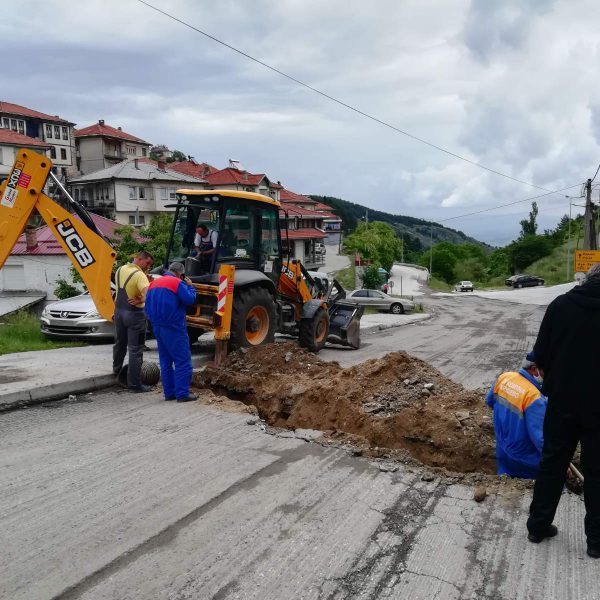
[176,393,198,403]
[528,524,558,544]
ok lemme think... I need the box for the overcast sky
[3,0,600,245]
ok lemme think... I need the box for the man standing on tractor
[145,262,198,403]
[113,250,154,392]
[485,351,547,478]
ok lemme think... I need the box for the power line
[136,0,557,194]
[591,161,600,183]
[438,184,584,223]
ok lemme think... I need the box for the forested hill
[310,195,491,251]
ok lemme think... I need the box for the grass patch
[335,263,356,290]
[525,241,573,286]
[427,277,453,292]
[0,310,83,355]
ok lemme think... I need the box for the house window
[142,147,147,157]
[129,186,136,199]
[45,124,52,138]
[18,121,24,135]
[10,119,17,131]
[2,118,9,129]
[160,187,168,201]
[50,147,56,159]
[126,146,135,155]
[54,125,60,138]
[60,148,67,160]
[128,215,145,226]
[169,189,176,200]
[138,187,146,199]
[62,126,68,140]
[61,167,67,179]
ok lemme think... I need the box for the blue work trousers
[153,325,192,400]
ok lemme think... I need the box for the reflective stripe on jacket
[485,369,547,478]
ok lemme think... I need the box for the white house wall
[0,255,74,300]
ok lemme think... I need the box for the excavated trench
[193,343,498,475]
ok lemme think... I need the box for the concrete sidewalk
[0,313,430,411]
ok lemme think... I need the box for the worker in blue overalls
[486,351,547,478]
[145,262,198,402]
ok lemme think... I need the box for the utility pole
[429,224,433,279]
[583,178,597,250]
[401,232,404,263]
[566,196,572,281]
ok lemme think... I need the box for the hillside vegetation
[310,194,490,253]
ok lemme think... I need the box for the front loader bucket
[327,301,363,349]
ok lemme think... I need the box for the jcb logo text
[56,219,96,268]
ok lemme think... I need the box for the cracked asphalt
[1,295,597,600]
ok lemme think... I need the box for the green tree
[361,265,383,289]
[53,276,81,299]
[520,202,538,237]
[509,234,552,271]
[343,221,402,271]
[166,150,187,163]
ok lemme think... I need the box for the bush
[361,264,383,289]
[54,277,81,299]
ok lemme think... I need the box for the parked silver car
[346,289,415,314]
[41,293,114,340]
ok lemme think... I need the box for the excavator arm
[0,149,116,321]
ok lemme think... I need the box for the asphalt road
[1,295,595,600]
[323,294,545,389]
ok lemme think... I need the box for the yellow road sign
[574,250,600,273]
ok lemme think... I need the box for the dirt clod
[196,343,497,475]
[473,486,487,502]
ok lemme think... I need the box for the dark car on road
[507,274,545,288]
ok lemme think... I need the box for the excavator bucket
[325,279,363,349]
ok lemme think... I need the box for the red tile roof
[0,101,72,124]
[168,160,219,179]
[205,168,267,186]
[280,204,326,219]
[0,129,50,148]
[281,228,327,240]
[75,122,150,144]
[280,188,315,203]
[12,213,127,255]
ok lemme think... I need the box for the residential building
[0,101,76,179]
[279,203,327,269]
[202,160,281,201]
[150,144,173,160]
[0,129,50,178]
[69,158,206,226]
[280,188,342,246]
[0,214,124,300]
[168,159,219,179]
[75,120,152,175]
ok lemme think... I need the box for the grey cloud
[463,0,557,61]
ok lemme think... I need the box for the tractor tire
[299,308,329,353]
[390,303,404,315]
[229,287,277,350]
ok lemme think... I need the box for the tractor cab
[164,190,283,288]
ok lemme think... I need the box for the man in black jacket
[527,263,600,558]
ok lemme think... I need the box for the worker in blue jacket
[485,352,547,478]
[145,262,198,402]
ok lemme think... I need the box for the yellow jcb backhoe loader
[0,150,362,364]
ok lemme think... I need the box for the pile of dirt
[195,343,497,475]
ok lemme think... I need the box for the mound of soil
[195,343,497,475]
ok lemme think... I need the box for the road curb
[0,374,117,412]
[361,313,432,336]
